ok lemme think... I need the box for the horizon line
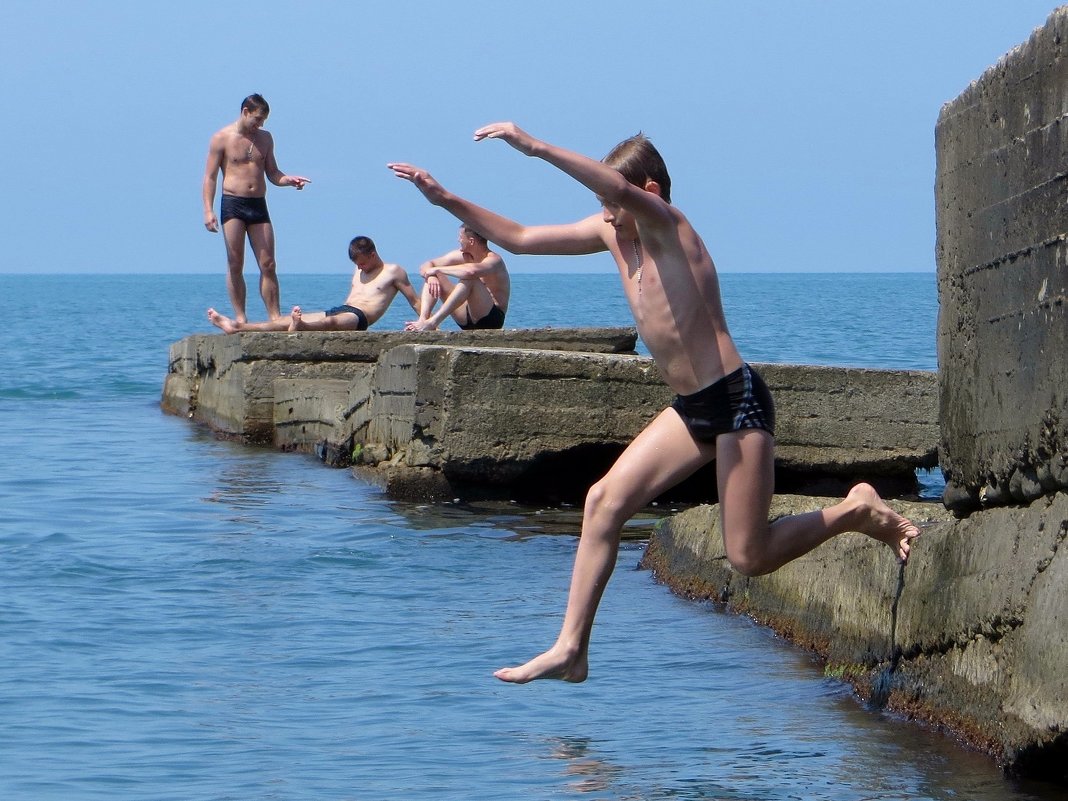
[1,268,938,277]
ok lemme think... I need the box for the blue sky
[1,1,1060,274]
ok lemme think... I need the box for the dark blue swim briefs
[671,363,775,441]
[220,194,271,225]
[325,304,368,331]
[458,305,506,331]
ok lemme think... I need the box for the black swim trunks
[220,194,271,225]
[325,304,369,331]
[459,305,506,331]
[671,363,775,441]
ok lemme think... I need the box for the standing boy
[203,94,311,323]
[388,123,920,684]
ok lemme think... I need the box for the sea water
[0,272,1058,800]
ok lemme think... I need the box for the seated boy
[208,235,419,333]
[405,225,510,331]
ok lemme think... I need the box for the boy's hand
[425,274,443,299]
[387,163,447,205]
[473,122,538,156]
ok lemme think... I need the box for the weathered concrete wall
[936,7,1068,511]
[353,344,672,500]
[162,329,938,503]
[766,363,937,480]
[162,328,638,444]
[354,347,937,501]
[642,494,1066,778]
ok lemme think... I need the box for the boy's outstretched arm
[387,162,605,256]
[473,122,669,226]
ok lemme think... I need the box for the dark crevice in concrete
[1009,732,1068,785]
[869,560,908,709]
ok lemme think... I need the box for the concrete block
[354,346,937,501]
[273,378,352,453]
[160,327,637,443]
[641,492,1067,769]
[936,7,1068,510]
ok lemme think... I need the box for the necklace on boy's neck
[245,139,255,160]
[631,238,643,293]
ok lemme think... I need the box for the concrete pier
[162,328,937,503]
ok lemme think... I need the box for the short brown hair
[602,133,671,204]
[461,225,487,246]
[241,94,270,115]
[348,235,376,260]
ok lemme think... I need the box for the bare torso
[600,209,742,395]
[344,263,410,325]
[216,122,272,198]
[476,254,511,312]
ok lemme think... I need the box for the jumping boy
[388,123,920,684]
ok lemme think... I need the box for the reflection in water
[201,449,291,525]
[545,735,625,796]
[389,497,664,541]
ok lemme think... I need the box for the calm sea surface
[0,272,1059,800]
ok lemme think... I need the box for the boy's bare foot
[847,482,921,562]
[207,307,239,334]
[288,306,304,332]
[494,645,588,684]
[404,319,439,332]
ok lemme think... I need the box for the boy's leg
[207,306,293,333]
[408,275,461,330]
[247,222,280,320]
[417,279,440,322]
[208,307,364,334]
[289,307,365,331]
[495,407,716,684]
[408,275,481,331]
[448,278,494,325]
[716,429,920,576]
[437,279,473,325]
[496,415,923,684]
[222,219,249,323]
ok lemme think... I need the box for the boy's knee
[584,479,630,525]
[722,525,774,577]
[726,553,764,577]
[450,280,474,297]
[724,543,772,577]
